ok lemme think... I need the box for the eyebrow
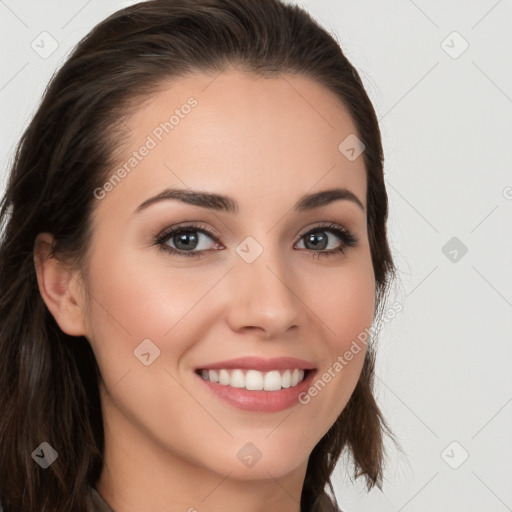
[134,186,365,215]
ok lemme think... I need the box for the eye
[155,222,358,259]
[295,223,358,259]
[155,224,219,258]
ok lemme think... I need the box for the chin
[205,444,310,482]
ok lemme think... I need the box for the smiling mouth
[195,368,312,391]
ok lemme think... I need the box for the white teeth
[200,368,307,391]
[263,370,281,391]
[246,370,263,390]
[230,369,245,388]
[219,369,230,385]
[281,369,291,388]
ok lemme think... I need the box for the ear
[33,233,87,336]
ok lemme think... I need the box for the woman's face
[79,69,375,482]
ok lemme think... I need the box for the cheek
[315,253,376,348]
[85,249,205,338]
[82,247,239,395]
[302,254,375,418]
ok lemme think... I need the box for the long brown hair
[0,1,397,510]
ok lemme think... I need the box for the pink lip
[195,356,315,372]
[196,369,317,412]
[194,356,317,413]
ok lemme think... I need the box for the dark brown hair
[0,0,397,510]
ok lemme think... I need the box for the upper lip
[196,356,316,372]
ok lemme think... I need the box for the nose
[225,245,302,340]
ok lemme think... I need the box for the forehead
[96,69,367,218]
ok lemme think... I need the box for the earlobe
[33,233,87,336]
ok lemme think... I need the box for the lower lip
[196,370,317,412]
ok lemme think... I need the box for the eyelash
[154,222,358,260]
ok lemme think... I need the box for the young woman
[0,1,398,510]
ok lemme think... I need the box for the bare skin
[34,69,375,512]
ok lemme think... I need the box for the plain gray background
[1,1,511,511]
